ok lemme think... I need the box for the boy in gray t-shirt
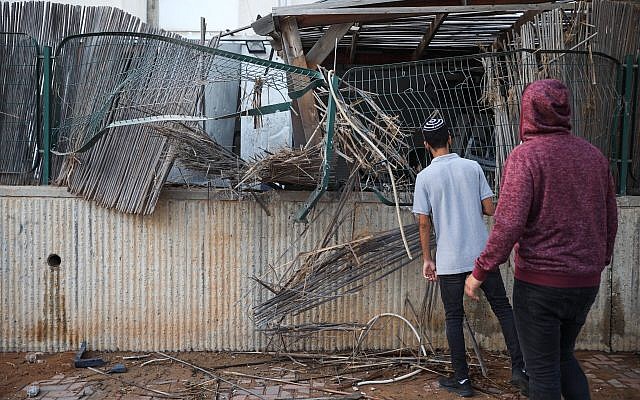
[412,118,527,398]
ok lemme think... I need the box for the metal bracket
[73,341,106,368]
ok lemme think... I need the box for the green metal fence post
[295,74,339,223]
[620,55,635,195]
[41,46,53,185]
[610,63,624,181]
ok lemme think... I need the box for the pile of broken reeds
[114,350,513,398]
[323,71,417,257]
[238,145,326,188]
[152,122,245,180]
[325,81,413,180]
[260,322,368,337]
[253,224,423,329]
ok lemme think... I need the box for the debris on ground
[1,351,637,399]
[73,341,106,369]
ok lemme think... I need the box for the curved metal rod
[354,312,429,387]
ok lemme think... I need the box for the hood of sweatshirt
[519,79,572,142]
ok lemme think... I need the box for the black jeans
[439,271,524,380]
[513,279,598,400]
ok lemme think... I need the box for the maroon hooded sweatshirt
[472,79,618,288]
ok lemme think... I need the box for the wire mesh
[341,49,621,199]
[0,33,40,185]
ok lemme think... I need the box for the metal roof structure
[253,0,576,63]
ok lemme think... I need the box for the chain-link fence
[342,50,622,199]
[0,33,40,185]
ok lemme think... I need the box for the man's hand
[464,274,483,301]
[423,260,437,282]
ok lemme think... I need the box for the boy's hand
[464,274,483,301]
[423,260,437,281]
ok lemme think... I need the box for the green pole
[41,46,52,185]
[620,55,634,196]
[295,74,339,223]
[610,63,624,182]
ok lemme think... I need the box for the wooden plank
[333,46,476,65]
[412,13,447,60]
[493,10,540,48]
[280,16,320,147]
[306,22,354,69]
[281,17,307,68]
[349,23,361,64]
[297,13,424,28]
[251,13,275,36]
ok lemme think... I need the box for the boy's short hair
[418,118,449,149]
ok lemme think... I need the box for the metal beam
[274,0,554,13]
[620,54,636,195]
[412,13,447,60]
[295,74,339,222]
[273,3,574,18]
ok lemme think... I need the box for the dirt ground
[0,350,638,399]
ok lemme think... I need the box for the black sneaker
[510,368,529,397]
[438,376,474,397]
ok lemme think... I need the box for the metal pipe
[620,54,635,195]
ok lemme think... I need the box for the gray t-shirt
[412,153,494,275]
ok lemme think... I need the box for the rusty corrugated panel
[0,187,635,352]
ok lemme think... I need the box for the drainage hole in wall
[47,254,61,267]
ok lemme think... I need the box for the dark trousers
[439,271,524,380]
[513,279,598,400]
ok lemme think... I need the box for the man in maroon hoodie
[464,79,618,400]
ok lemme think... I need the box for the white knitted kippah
[422,118,445,131]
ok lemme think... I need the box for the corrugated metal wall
[1,187,637,352]
[611,197,640,351]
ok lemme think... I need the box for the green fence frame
[294,73,339,223]
[618,55,639,195]
[40,46,52,185]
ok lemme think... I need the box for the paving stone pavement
[21,373,330,400]
[582,353,640,391]
[22,373,95,400]
[228,375,327,399]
